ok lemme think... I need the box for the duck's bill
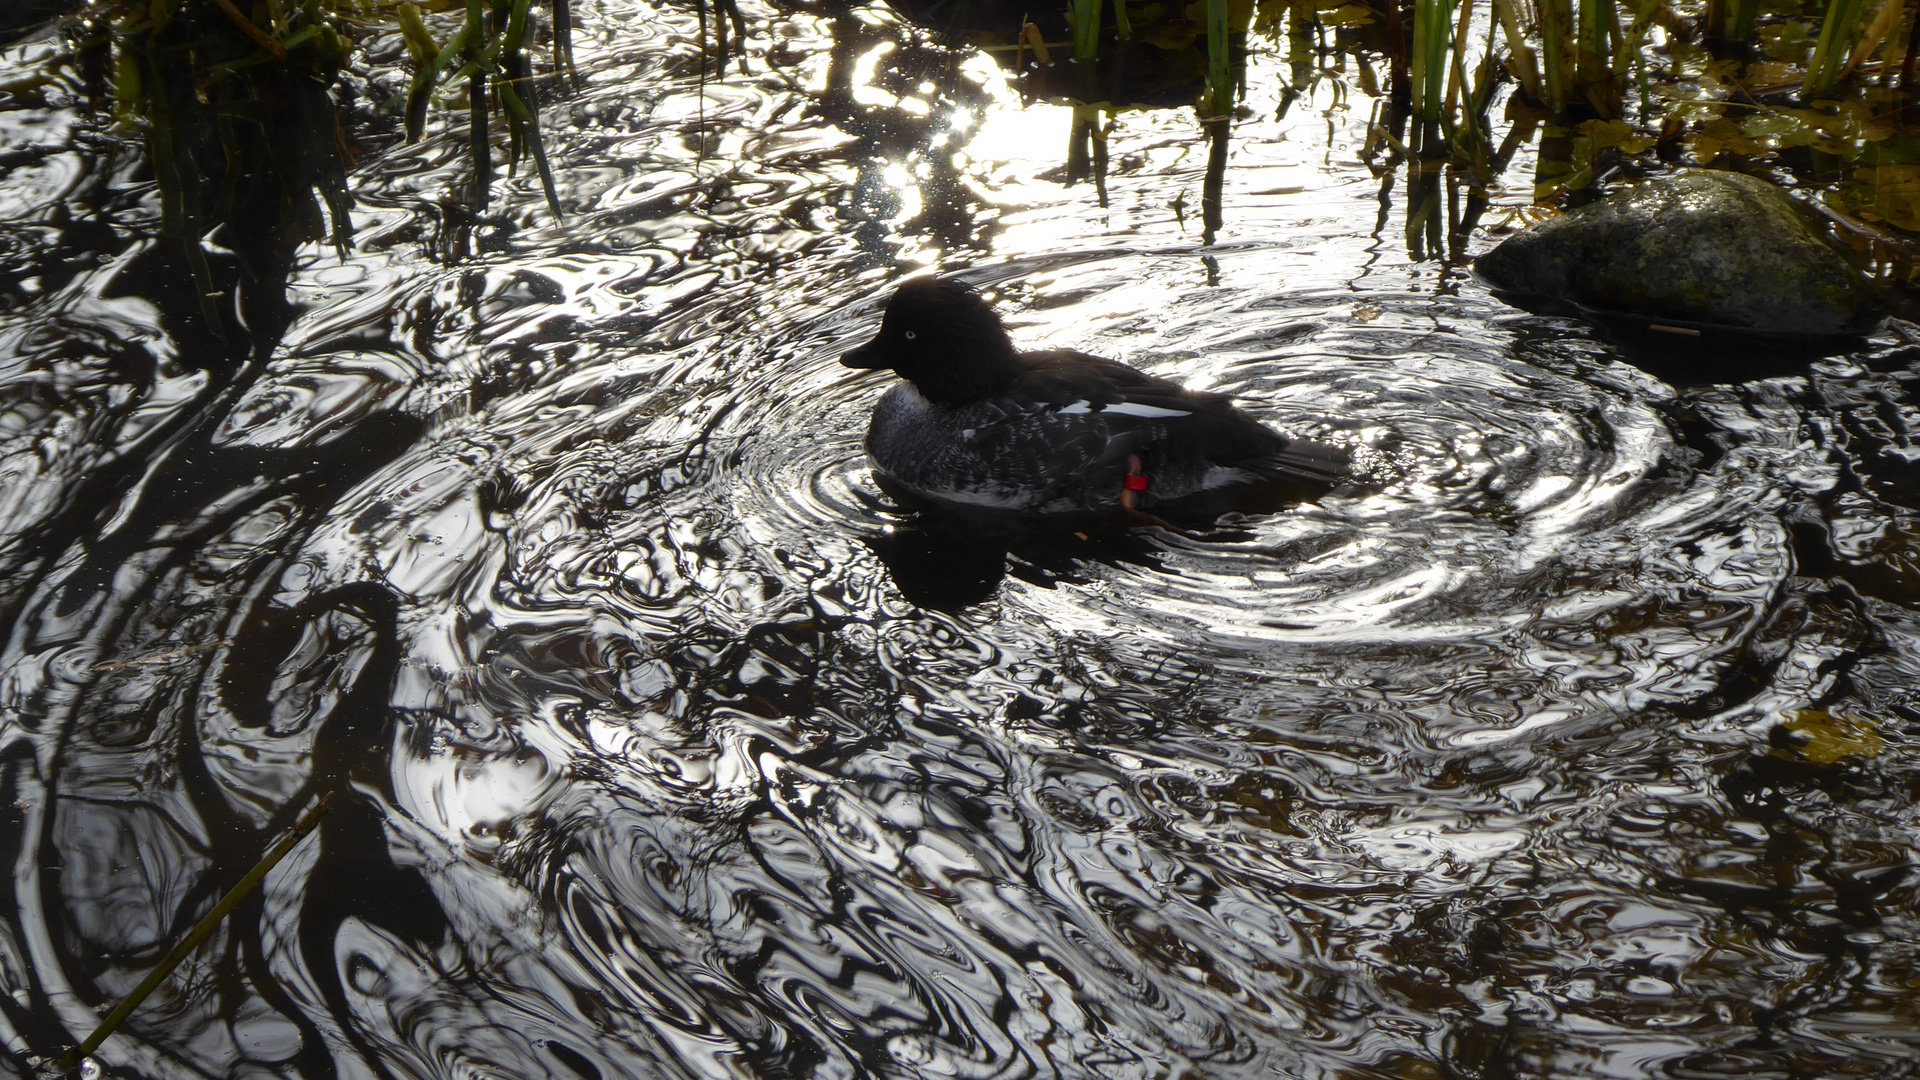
[841,342,887,368]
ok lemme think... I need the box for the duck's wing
[1012,350,1349,487]
[947,392,1153,507]
[1013,350,1223,415]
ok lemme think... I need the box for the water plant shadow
[1492,288,1881,382]
[1598,321,1879,384]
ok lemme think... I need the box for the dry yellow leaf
[1784,708,1886,764]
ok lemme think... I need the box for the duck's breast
[865,384,1006,507]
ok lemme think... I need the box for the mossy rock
[1475,172,1886,340]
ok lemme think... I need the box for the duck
[841,276,1347,516]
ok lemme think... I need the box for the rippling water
[3,5,1920,1079]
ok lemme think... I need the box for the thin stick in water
[55,792,337,1071]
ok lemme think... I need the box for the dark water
[3,6,1920,1079]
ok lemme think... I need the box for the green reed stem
[1540,0,1572,114]
[57,794,336,1071]
[1804,0,1870,96]
[1207,0,1229,115]
[1073,0,1102,58]
[1707,0,1759,40]
[1410,0,1454,120]
[1449,0,1496,175]
[1576,0,1613,96]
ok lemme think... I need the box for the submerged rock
[1475,171,1886,340]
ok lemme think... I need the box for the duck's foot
[1115,454,1186,533]
[1115,505,1190,536]
[1120,454,1148,512]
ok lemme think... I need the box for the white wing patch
[1104,401,1192,419]
[1053,399,1191,418]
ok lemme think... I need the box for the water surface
[1,6,1919,1079]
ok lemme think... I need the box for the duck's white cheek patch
[1057,400,1093,415]
[1104,402,1193,418]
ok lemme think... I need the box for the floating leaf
[1856,137,1920,166]
[1783,708,1885,764]
[1739,109,1842,151]
[1755,22,1815,62]
[1835,164,1920,230]
[1696,56,1746,91]
[1838,98,1897,143]
[1318,4,1375,26]
[1741,60,1801,85]
[1686,116,1765,162]
[1577,117,1652,153]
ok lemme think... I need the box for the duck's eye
[903,330,917,341]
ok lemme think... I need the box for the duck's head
[842,277,1021,405]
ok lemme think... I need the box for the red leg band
[1123,474,1149,492]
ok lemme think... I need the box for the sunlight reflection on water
[0,1,1919,1078]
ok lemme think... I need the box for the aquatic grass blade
[552,0,576,82]
[462,0,491,208]
[1443,0,1473,116]
[212,0,286,59]
[1410,0,1429,116]
[496,78,563,220]
[469,68,490,208]
[398,2,441,138]
[1708,0,1759,40]
[503,0,532,57]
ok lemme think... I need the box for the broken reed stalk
[55,792,337,1072]
[1841,0,1905,80]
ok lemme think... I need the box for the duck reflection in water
[863,507,1179,609]
[842,276,1346,605]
